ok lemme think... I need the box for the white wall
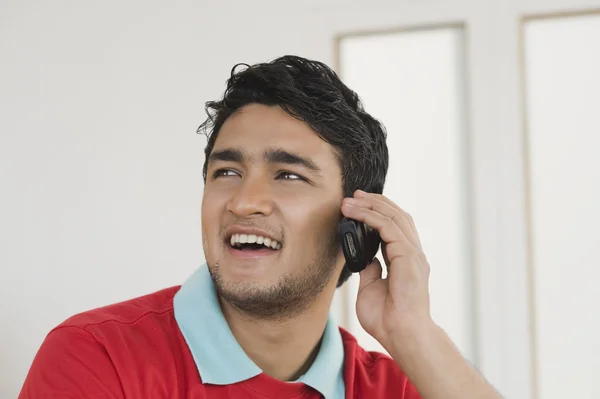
[0,1,351,396]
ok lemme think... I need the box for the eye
[276,171,305,181]
[212,169,240,179]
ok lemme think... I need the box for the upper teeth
[230,234,281,250]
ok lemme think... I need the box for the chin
[221,244,283,276]
[210,255,281,286]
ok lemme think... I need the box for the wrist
[386,320,502,398]
[385,317,443,367]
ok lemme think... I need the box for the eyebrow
[264,148,321,173]
[207,148,244,165]
[207,147,322,174]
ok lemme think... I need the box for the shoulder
[57,285,181,332]
[44,286,184,362]
[339,328,422,399]
[340,328,405,376]
[19,286,184,398]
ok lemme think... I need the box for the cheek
[201,192,223,246]
[285,198,342,249]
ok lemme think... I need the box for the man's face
[201,103,345,319]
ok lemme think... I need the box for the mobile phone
[338,217,381,273]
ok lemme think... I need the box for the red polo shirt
[19,282,421,398]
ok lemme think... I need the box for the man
[20,55,501,398]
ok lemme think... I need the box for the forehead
[213,104,339,167]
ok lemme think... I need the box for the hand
[341,190,433,350]
[342,190,503,398]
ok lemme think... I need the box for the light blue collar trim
[173,264,345,399]
[297,316,345,399]
[173,265,260,384]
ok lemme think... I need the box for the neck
[219,287,335,381]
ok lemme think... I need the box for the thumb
[358,257,383,292]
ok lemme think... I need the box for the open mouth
[228,234,282,251]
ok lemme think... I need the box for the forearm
[388,322,503,399]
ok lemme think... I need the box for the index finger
[353,190,423,249]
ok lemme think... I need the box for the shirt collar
[173,264,345,399]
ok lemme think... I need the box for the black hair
[197,55,389,287]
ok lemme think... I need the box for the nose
[226,175,274,218]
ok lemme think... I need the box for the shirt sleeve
[19,326,125,399]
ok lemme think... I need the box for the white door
[329,2,600,399]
